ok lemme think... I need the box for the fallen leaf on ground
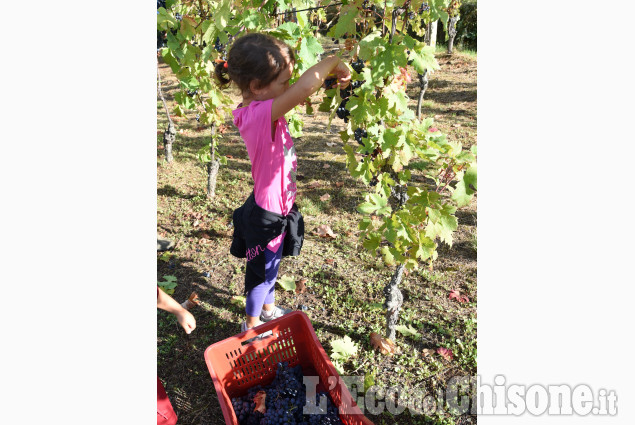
[437,347,454,361]
[253,391,266,414]
[326,142,337,147]
[434,114,442,119]
[295,278,307,294]
[449,290,469,303]
[323,164,330,169]
[308,181,321,189]
[181,292,200,310]
[320,194,331,201]
[230,295,246,307]
[331,335,359,360]
[325,258,335,264]
[225,155,233,159]
[370,332,398,355]
[335,182,344,188]
[452,123,462,128]
[277,275,296,291]
[395,324,419,337]
[422,348,435,357]
[315,225,337,239]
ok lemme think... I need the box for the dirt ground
[157,43,477,425]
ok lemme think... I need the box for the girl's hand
[176,309,196,334]
[333,61,351,88]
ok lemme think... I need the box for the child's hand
[333,62,351,88]
[176,309,196,334]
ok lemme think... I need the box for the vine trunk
[447,16,459,55]
[384,264,405,341]
[207,123,219,198]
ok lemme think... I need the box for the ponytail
[214,60,230,88]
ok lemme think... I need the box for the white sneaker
[259,306,293,323]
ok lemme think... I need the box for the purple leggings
[245,242,283,317]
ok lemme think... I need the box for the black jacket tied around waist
[230,193,304,293]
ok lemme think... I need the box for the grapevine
[158,0,476,341]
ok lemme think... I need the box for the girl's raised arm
[271,55,351,122]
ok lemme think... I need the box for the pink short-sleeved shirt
[232,99,298,252]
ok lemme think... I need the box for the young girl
[216,33,350,333]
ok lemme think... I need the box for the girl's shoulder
[233,99,274,127]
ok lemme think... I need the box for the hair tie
[223,61,228,69]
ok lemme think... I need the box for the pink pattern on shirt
[232,99,298,252]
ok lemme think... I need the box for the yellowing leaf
[331,335,359,360]
[332,359,345,375]
[395,324,419,337]
[230,295,246,307]
[277,275,296,291]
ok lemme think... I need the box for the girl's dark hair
[214,33,295,94]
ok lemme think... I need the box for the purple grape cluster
[230,362,344,425]
[354,128,368,146]
[350,59,365,74]
[336,99,350,122]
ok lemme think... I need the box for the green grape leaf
[380,246,396,266]
[241,9,265,29]
[214,0,231,31]
[451,165,477,207]
[166,31,183,58]
[331,4,358,38]
[159,251,173,262]
[297,36,324,71]
[416,234,436,261]
[426,204,458,246]
[358,30,385,60]
[331,335,359,360]
[370,44,407,79]
[158,275,178,295]
[362,233,381,251]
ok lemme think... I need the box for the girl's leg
[244,243,283,328]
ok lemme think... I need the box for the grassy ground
[157,40,477,425]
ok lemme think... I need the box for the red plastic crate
[204,311,374,425]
